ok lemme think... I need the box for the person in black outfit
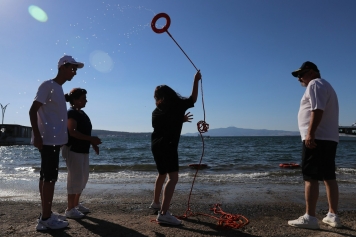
[62,88,101,219]
[150,71,202,225]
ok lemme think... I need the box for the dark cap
[291,61,319,77]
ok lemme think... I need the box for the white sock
[304,213,316,220]
[327,212,337,217]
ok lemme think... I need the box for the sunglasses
[297,70,310,78]
[63,63,78,72]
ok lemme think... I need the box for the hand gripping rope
[151,13,249,229]
[151,13,209,134]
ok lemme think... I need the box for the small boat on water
[339,122,356,140]
[0,124,32,146]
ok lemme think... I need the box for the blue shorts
[39,145,61,182]
[302,139,338,181]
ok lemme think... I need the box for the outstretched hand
[183,112,193,123]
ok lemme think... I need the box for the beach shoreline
[1,181,356,236]
[2,178,356,206]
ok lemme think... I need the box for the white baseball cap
[58,55,84,69]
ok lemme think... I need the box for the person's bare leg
[74,193,81,207]
[324,179,339,214]
[67,194,76,210]
[39,180,43,204]
[160,171,178,214]
[305,179,319,217]
[154,173,166,204]
[41,181,55,219]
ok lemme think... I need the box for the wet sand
[1,182,356,236]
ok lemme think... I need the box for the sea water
[1,136,356,200]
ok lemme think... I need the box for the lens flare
[28,5,48,22]
[89,50,114,73]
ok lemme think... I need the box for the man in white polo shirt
[29,55,84,230]
[287,61,341,229]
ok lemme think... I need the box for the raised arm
[190,70,202,103]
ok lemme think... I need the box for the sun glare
[90,50,114,73]
[28,5,48,22]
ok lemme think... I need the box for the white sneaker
[36,215,68,230]
[76,203,90,213]
[35,221,47,231]
[323,215,342,228]
[149,202,161,210]
[288,215,319,229]
[65,208,85,219]
[52,212,67,221]
[157,211,182,225]
[36,213,67,231]
[37,212,66,221]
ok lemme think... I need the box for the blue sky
[1,0,356,134]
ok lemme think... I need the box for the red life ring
[279,163,300,168]
[151,13,171,34]
[189,163,208,169]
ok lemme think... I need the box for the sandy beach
[1,182,356,237]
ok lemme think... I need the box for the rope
[177,203,249,229]
[166,30,199,72]
[175,80,249,229]
[151,13,249,229]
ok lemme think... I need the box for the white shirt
[298,78,339,142]
[32,79,68,145]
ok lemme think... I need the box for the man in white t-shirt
[288,61,341,229]
[29,55,84,231]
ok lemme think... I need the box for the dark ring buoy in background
[189,164,208,169]
[151,13,171,34]
[279,163,300,168]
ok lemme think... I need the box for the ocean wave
[14,167,35,173]
[89,164,157,172]
[29,164,159,173]
[2,136,356,186]
[1,169,356,185]
[337,167,356,174]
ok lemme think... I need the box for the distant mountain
[183,126,299,136]
[92,129,151,137]
[92,126,300,137]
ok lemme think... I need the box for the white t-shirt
[32,79,68,145]
[298,78,339,142]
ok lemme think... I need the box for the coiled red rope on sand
[151,12,249,229]
[178,82,249,228]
